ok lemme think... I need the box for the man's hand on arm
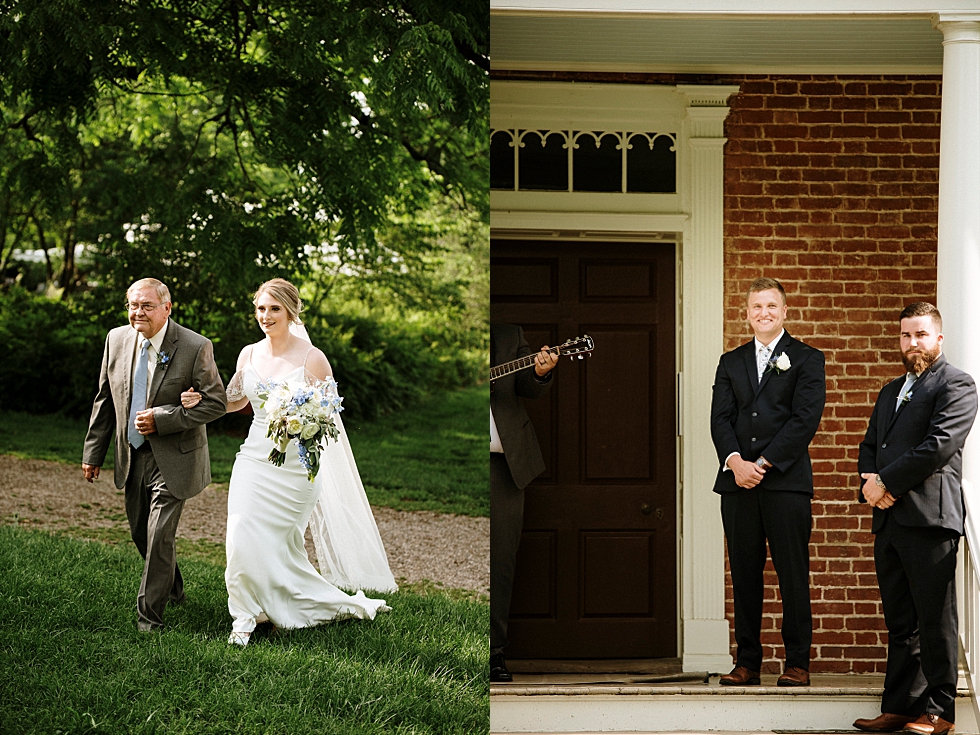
[82,464,100,483]
[728,455,766,489]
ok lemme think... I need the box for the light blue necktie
[128,338,149,448]
[895,372,916,412]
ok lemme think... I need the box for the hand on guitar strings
[534,347,559,377]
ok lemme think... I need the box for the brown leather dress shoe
[853,712,915,731]
[718,665,761,686]
[903,713,954,735]
[777,666,810,687]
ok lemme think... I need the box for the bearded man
[854,302,977,735]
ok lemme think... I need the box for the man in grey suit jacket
[854,302,977,735]
[490,322,557,682]
[82,278,226,631]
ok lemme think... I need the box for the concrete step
[490,674,979,734]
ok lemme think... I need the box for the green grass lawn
[0,385,489,516]
[0,526,488,734]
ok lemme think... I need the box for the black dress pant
[875,515,959,723]
[490,453,524,657]
[721,486,813,671]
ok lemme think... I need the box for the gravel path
[0,454,488,595]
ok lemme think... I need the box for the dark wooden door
[491,240,677,659]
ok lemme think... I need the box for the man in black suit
[710,277,826,687]
[853,303,977,735]
[490,323,558,683]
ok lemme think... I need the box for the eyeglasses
[125,302,161,313]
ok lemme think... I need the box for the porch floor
[490,672,978,735]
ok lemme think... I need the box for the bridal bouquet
[254,378,345,482]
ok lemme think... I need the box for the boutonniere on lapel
[766,352,791,375]
[155,350,171,368]
[901,390,913,405]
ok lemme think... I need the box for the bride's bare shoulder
[236,342,260,371]
[303,347,332,380]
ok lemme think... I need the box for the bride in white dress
[183,278,394,646]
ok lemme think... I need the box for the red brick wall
[492,69,942,674]
[723,74,941,674]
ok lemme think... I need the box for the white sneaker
[228,632,250,646]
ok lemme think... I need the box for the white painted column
[676,85,740,673]
[933,16,980,721]
[934,15,980,406]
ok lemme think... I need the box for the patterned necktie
[757,345,771,384]
[128,338,149,448]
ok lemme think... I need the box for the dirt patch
[0,454,488,595]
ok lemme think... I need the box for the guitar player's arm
[515,336,558,399]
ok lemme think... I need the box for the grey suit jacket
[83,319,227,500]
[858,354,978,535]
[490,323,552,490]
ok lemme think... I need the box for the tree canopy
[0,0,489,419]
[0,0,488,297]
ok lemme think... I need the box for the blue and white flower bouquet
[255,377,345,482]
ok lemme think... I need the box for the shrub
[0,287,106,417]
[1,287,486,422]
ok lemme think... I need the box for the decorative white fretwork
[490,128,677,193]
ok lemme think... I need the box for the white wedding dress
[225,362,394,636]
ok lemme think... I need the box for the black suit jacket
[490,323,553,490]
[857,354,978,535]
[710,331,826,495]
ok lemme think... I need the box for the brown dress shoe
[777,666,810,687]
[903,713,954,735]
[853,712,915,731]
[718,665,761,686]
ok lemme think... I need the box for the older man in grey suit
[82,278,226,631]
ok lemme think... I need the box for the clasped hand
[860,473,897,509]
[729,456,766,488]
[134,409,156,435]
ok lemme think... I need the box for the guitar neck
[490,346,560,381]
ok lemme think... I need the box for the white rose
[776,353,791,371]
[301,423,320,440]
[286,417,303,435]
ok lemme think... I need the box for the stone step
[490,675,979,734]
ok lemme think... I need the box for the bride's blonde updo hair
[254,278,303,324]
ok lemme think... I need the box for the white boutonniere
[767,352,791,374]
[902,391,913,404]
[155,350,171,368]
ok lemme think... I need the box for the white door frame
[491,80,738,672]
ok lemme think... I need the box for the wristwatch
[755,457,773,470]
[875,474,886,491]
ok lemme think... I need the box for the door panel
[491,240,677,659]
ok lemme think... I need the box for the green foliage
[0,1,489,421]
[0,0,488,296]
[0,283,485,423]
[0,526,489,734]
[0,285,106,415]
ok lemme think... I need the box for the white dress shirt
[490,407,504,453]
